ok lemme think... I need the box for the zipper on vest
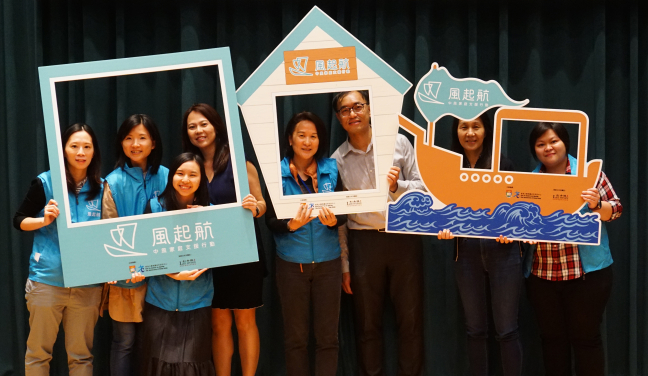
[310,222,315,264]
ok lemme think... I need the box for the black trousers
[348,230,424,376]
[526,266,613,376]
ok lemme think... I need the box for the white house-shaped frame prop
[237,6,411,219]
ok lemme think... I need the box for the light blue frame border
[38,48,257,287]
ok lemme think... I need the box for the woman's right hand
[287,203,315,231]
[43,199,59,226]
[437,229,454,240]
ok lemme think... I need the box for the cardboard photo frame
[237,7,411,219]
[39,48,258,286]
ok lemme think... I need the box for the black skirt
[141,303,215,376]
[211,219,266,310]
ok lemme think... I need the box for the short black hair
[158,152,210,211]
[61,123,102,200]
[450,112,494,169]
[331,90,370,112]
[528,122,570,161]
[114,114,163,174]
[284,111,329,161]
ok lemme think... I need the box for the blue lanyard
[297,175,313,194]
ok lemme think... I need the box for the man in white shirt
[331,90,425,376]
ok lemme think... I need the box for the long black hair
[528,122,571,161]
[450,112,494,169]
[182,103,230,175]
[62,123,102,199]
[283,111,329,161]
[114,114,163,174]
[158,152,209,211]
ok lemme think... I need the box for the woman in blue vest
[265,111,346,376]
[182,103,266,376]
[13,123,104,376]
[141,152,214,375]
[437,113,523,376]
[101,114,169,376]
[525,122,622,375]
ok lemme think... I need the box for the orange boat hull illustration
[398,108,602,216]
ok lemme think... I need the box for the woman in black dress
[181,103,266,376]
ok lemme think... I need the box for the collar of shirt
[339,138,373,157]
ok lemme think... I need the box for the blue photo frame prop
[38,48,257,287]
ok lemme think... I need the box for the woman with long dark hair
[182,103,266,376]
[437,113,523,376]
[13,123,104,375]
[141,152,215,375]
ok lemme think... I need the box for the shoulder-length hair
[62,123,102,200]
[182,103,230,175]
[158,152,209,211]
[283,111,329,161]
[450,112,494,169]
[114,114,163,174]
[528,122,571,161]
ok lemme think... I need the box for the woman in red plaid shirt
[524,122,622,376]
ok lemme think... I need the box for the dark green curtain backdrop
[1,1,646,375]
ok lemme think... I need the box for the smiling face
[457,118,485,154]
[289,120,319,164]
[172,160,202,198]
[534,129,568,173]
[64,130,94,175]
[335,91,371,137]
[121,124,155,170]
[186,111,217,150]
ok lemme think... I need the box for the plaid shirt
[532,165,622,281]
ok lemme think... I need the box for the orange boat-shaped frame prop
[398,107,602,216]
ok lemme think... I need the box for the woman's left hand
[495,235,513,244]
[166,268,209,281]
[581,188,601,210]
[242,194,258,216]
[318,206,337,227]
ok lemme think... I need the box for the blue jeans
[454,238,523,376]
[110,321,138,376]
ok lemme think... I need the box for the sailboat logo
[86,200,100,212]
[104,223,147,257]
[417,81,443,104]
[289,57,312,76]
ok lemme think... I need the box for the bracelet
[596,198,602,210]
[255,206,260,218]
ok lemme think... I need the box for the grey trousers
[25,279,102,376]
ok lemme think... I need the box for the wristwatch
[255,206,260,218]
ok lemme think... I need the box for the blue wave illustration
[387,191,600,244]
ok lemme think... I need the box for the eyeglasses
[337,103,368,117]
